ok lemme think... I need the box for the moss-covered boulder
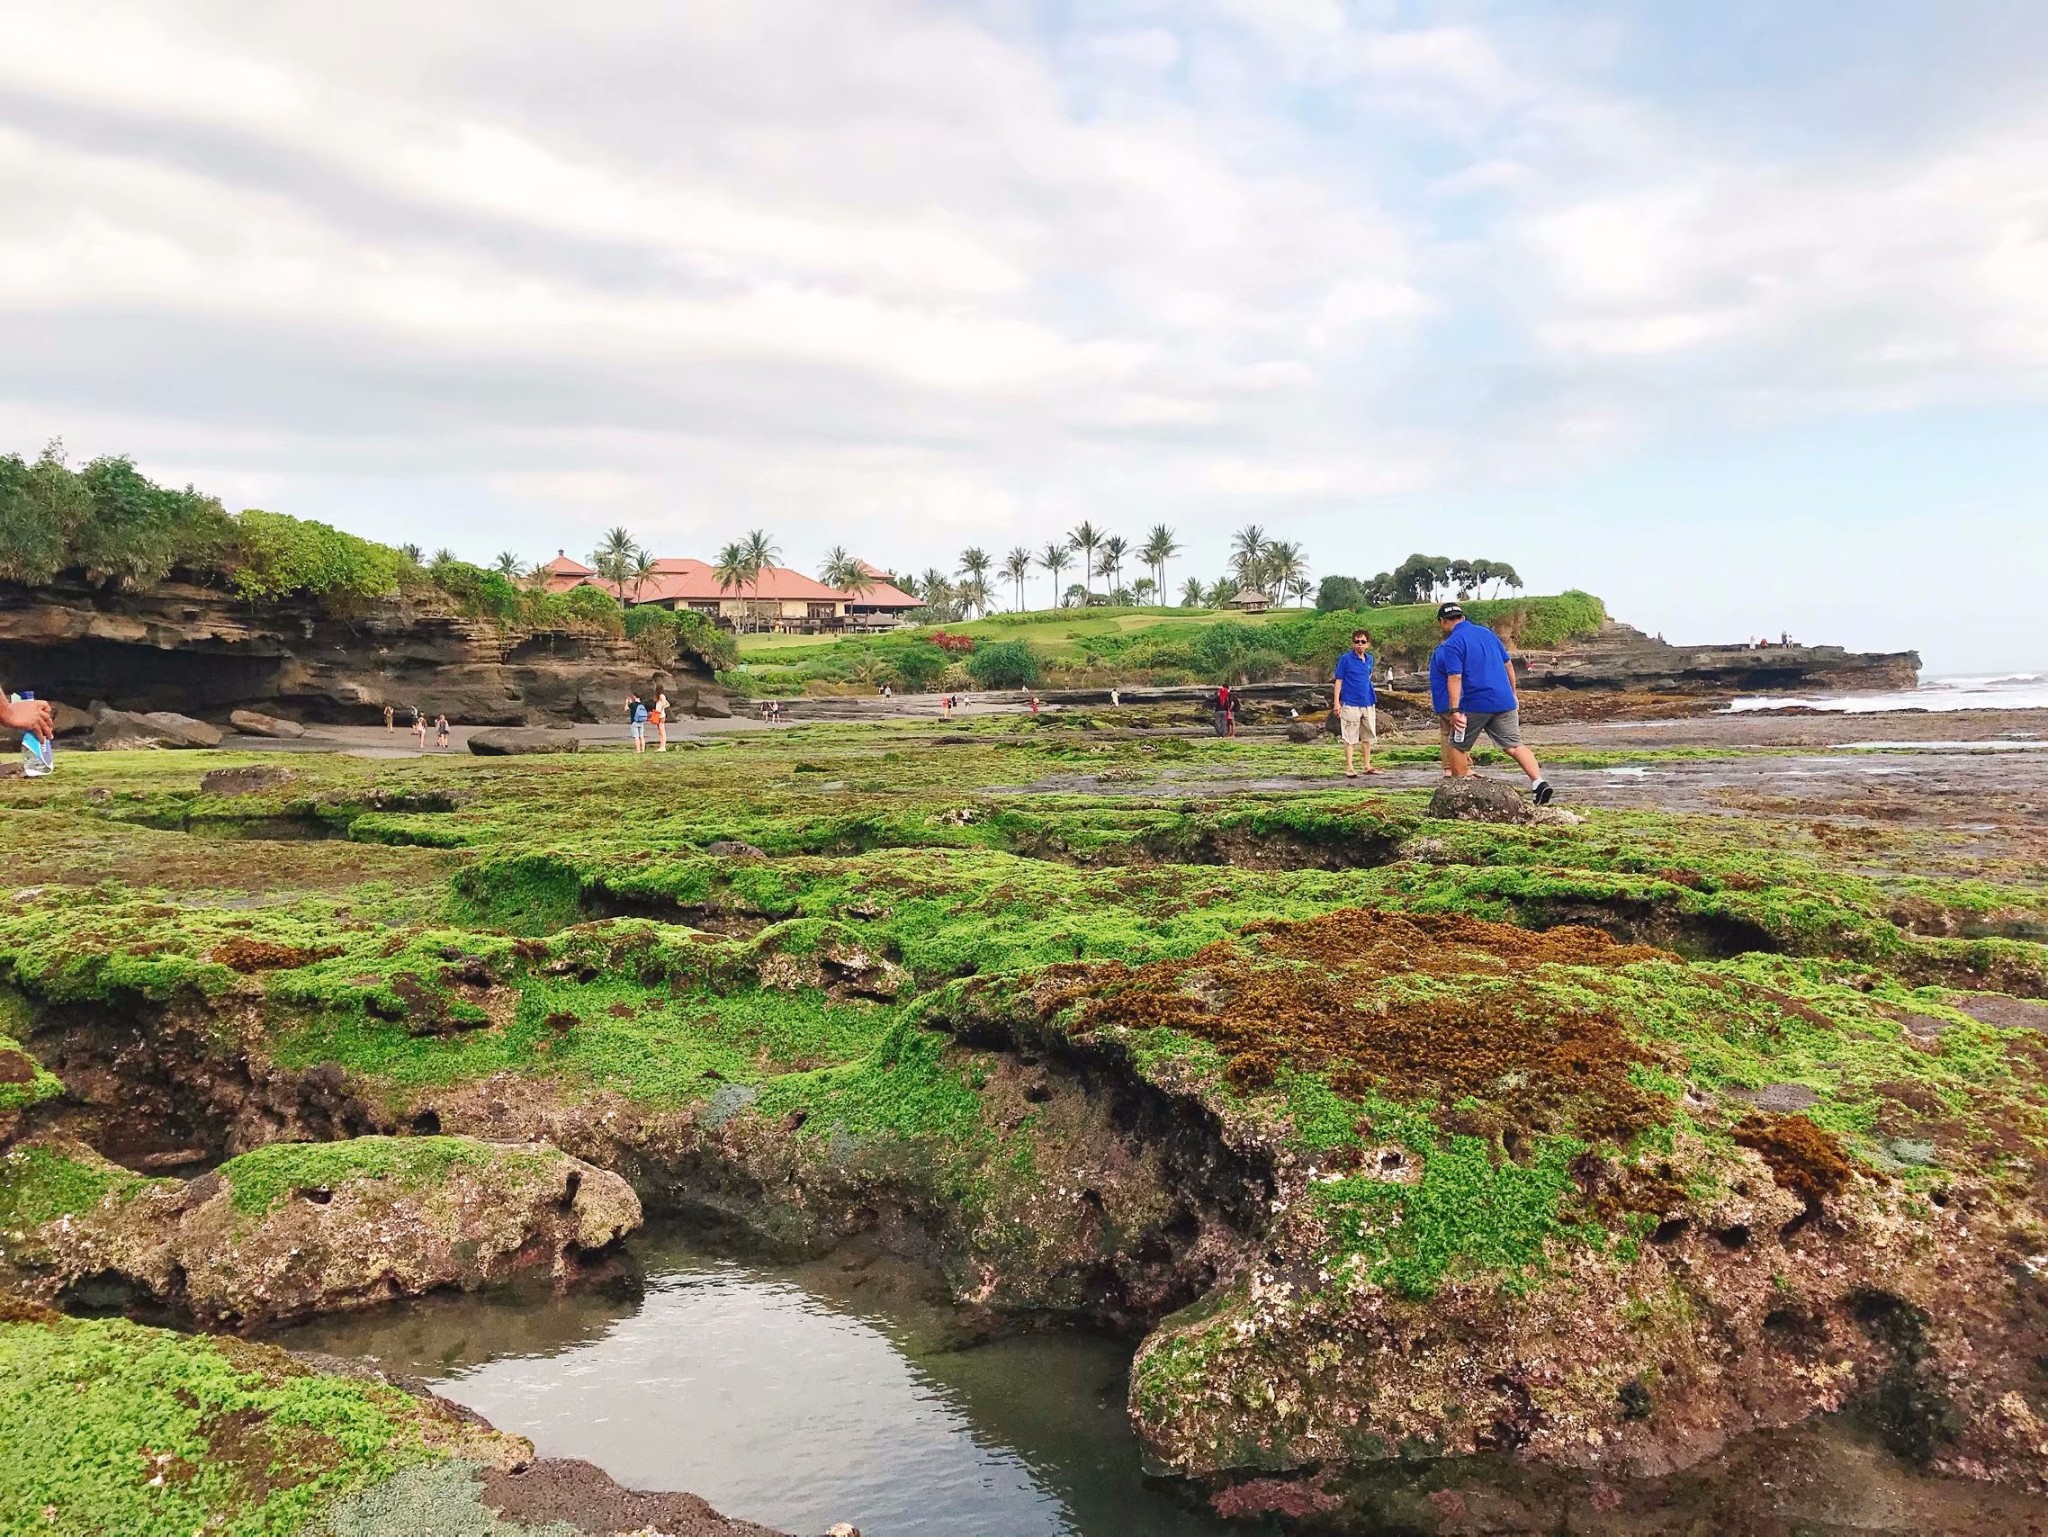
[936,906,2048,1502]
[0,1308,785,1535]
[5,1135,640,1327]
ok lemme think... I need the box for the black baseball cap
[1436,602,1464,620]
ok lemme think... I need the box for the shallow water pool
[273,1226,1240,1537]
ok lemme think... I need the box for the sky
[2,1,2044,673]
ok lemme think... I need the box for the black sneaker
[1532,779,1554,806]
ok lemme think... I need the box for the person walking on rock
[383,704,394,733]
[411,707,427,750]
[629,695,649,753]
[1332,627,1380,779]
[652,690,669,752]
[434,713,450,750]
[1432,603,1552,804]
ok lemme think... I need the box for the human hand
[2,696,53,741]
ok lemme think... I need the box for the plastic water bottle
[16,692,53,777]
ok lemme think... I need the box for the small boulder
[228,708,306,738]
[86,709,218,751]
[704,839,768,858]
[468,728,580,756]
[19,1135,642,1328]
[693,691,735,720]
[49,702,94,738]
[1285,718,1323,744]
[1427,775,1536,824]
[200,764,297,797]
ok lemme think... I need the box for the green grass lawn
[734,605,1290,664]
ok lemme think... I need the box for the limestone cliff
[0,579,728,726]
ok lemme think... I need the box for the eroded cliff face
[1517,622,1921,695]
[0,579,727,726]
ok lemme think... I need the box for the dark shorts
[1450,708,1523,751]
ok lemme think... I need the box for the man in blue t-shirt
[1330,628,1380,778]
[1430,603,1553,805]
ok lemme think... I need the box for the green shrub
[0,447,86,584]
[964,639,1042,689]
[892,642,949,692]
[229,510,409,603]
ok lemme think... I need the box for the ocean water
[1726,672,2048,714]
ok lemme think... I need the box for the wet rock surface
[9,1134,640,1327]
[1428,773,1536,822]
[228,707,306,737]
[469,727,584,755]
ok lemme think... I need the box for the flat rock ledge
[11,1134,640,1328]
[469,727,583,756]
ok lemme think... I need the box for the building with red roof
[570,557,921,633]
[540,550,596,593]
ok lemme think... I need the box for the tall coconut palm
[741,529,780,598]
[820,546,874,597]
[957,577,990,620]
[1067,522,1104,603]
[592,526,640,602]
[1098,534,1130,601]
[1264,539,1308,605]
[918,569,957,622]
[1180,576,1206,608]
[1132,576,1156,604]
[1228,524,1268,590]
[628,547,659,603]
[1141,524,1180,601]
[492,551,522,577]
[712,540,753,630]
[957,547,993,617]
[1002,547,1033,612]
[400,543,425,565]
[1037,541,1071,609]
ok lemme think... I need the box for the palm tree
[1098,535,1130,601]
[431,548,457,568]
[1002,547,1033,612]
[712,540,754,630]
[629,547,659,603]
[1068,521,1104,603]
[1180,576,1206,608]
[1264,539,1308,605]
[1141,524,1180,600]
[741,529,780,598]
[1037,541,1071,609]
[918,569,957,622]
[492,551,522,577]
[957,547,992,617]
[1229,524,1269,590]
[400,543,424,565]
[592,526,640,602]
[820,546,874,597]
[1132,576,1157,604]
[958,577,990,620]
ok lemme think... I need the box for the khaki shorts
[1450,708,1523,751]
[1338,703,1376,745]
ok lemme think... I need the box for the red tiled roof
[543,551,593,575]
[562,555,921,609]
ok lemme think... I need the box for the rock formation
[1517,621,1920,695]
[0,578,729,727]
[6,1134,641,1327]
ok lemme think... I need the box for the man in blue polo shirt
[1331,628,1380,778]
[1431,603,1553,805]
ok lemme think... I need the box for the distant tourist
[941,693,954,720]
[1029,694,1040,716]
[1432,603,1552,805]
[652,690,669,752]
[411,707,426,750]
[1213,683,1237,738]
[1110,687,1120,707]
[1332,627,1380,779]
[630,694,648,753]
[383,704,394,733]
[434,713,450,750]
